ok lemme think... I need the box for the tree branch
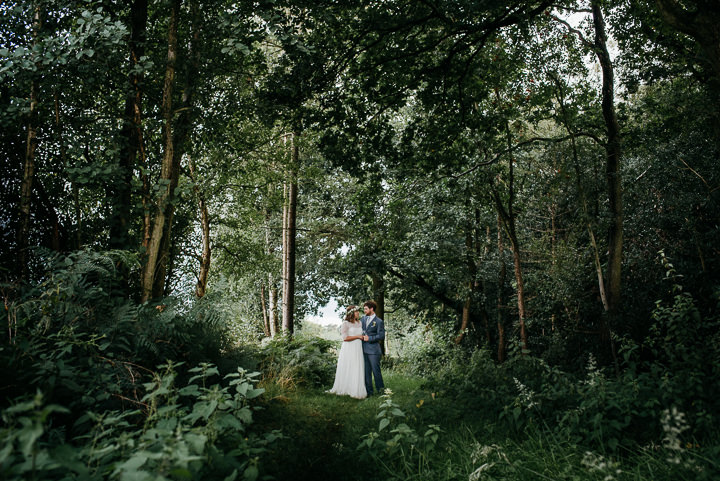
[386,265,463,314]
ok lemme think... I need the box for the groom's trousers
[364,353,384,395]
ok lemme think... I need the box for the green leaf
[224,470,239,481]
[118,454,148,471]
[18,424,43,457]
[378,418,390,431]
[243,464,259,481]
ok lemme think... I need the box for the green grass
[254,373,430,481]
[253,370,720,481]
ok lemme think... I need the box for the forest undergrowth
[255,365,720,481]
[2,250,719,480]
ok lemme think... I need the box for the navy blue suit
[361,314,385,395]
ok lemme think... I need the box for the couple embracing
[328,301,385,399]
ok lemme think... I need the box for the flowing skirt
[329,339,366,399]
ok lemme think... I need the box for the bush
[0,249,280,479]
[258,335,336,389]
[0,362,280,481]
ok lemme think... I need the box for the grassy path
[251,370,718,481]
[254,373,437,480]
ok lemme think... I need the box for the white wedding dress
[329,321,367,399]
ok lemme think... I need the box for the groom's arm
[368,318,385,342]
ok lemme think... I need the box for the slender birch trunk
[141,0,180,302]
[265,182,279,336]
[281,131,299,335]
[261,283,270,337]
[152,0,201,298]
[269,284,279,336]
[188,156,211,298]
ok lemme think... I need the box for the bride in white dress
[328,305,367,399]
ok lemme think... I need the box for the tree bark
[372,272,386,354]
[17,4,42,280]
[455,215,476,344]
[496,214,507,362]
[592,2,623,319]
[550,72,610,312]
[372,272,385,320]
[269,283,279,336]
[111,0,147,249]
[152,0,201,298]
[493,109,529,355]
[188,156,211,298]
[141,0,180,302]
[261,283,271,337]
[592,2,622,375]
[281,131,299,335]
[493,190,529,355]
[265,182,279,336]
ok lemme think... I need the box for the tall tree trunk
[493,114,529,355]
[17,4,42,280]
[261,283,271,337]
[72,179,81,249]
[372,272,385,320]
[141,0,180,302]
[265,182,279,336]
[549,71,610,312]
[456,214,476,345]
[592,1,622,375]
[188,156,210,298]
[269,283,279,336]
[111,0,147,249]
[372,272,386,354]
[34,180,62,252]
[496,214,507,362]
[281,180,288,323]
[481,222,491,346]
[281,131,299,335]
[152,0,200,298]
[592,2,623,319]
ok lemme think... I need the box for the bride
[328,305,367,399]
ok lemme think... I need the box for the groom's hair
[363,300,377,311]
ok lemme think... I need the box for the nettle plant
[358,390,442,480]
[0,362,281,481]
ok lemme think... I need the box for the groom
[361,300,385,396]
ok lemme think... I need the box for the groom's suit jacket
[360,315,385,355]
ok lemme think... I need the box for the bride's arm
[341,321,360,341]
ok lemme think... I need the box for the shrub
[258,335,336,389]
[358,390,442,480]
[0,362,280,481]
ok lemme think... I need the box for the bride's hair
[344,305,360,323]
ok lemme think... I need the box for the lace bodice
[340,320,363,340]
